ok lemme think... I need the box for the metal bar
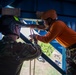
[20,33,66,75]
[41,53,66,74]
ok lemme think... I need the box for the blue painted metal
[2,0,74,22]
[24,20,68,72]
[35,29,63,54]
[35,28,67,72]
[62,47,66,72]
[41,53,66,75]
[50,41,63,54]
[20,33,66,75]
[0,33,2,40]
[0,0,14,7]
[35,24,68,74]
[0,0,76,74]
[35,29,47,36]
[0,0,76,21]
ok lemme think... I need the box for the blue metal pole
[20,33,66,75]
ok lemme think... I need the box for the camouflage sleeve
[15,42,42,61]
[0,41,42,61]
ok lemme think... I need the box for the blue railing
[20,33,66,75]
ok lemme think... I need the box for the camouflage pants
[66,48,76,75]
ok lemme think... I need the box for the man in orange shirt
[29,9,76,75]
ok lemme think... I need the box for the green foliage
[38,41,54,57]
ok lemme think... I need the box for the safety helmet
[0,15,22,36]
[41,10,57,20]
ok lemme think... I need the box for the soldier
[0,15,42,75]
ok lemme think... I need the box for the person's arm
[1,40,42,61]
[24,24,46,30]
[19,43,42,61]
[14,42,42,61]
[32,21,65,43]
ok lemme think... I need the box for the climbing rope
[29,28,36,75]
[36,20,40,33]
[29,26,43,75]
[33,59,36,75]
[29,60,32,75]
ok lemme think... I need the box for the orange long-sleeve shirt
[36,20,76,47]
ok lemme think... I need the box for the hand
[29,34,38,44]
[29,34,37,39]
[25,24,36,28]
[29,38,33,42]
[29,35,33,39]
[30,25,36,28]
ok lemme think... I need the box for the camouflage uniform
[0,36,42,75]
[66,45,76,75]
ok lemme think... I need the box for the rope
[33,59,36,75]
[36,20,40,33]
[29,59,36,75]
[30,28,34,42]
[29,60,32,75]
[29,28,36,75]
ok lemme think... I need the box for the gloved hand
[29,25,37,28]
[29,34,37,39]
[29,34,38,44]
